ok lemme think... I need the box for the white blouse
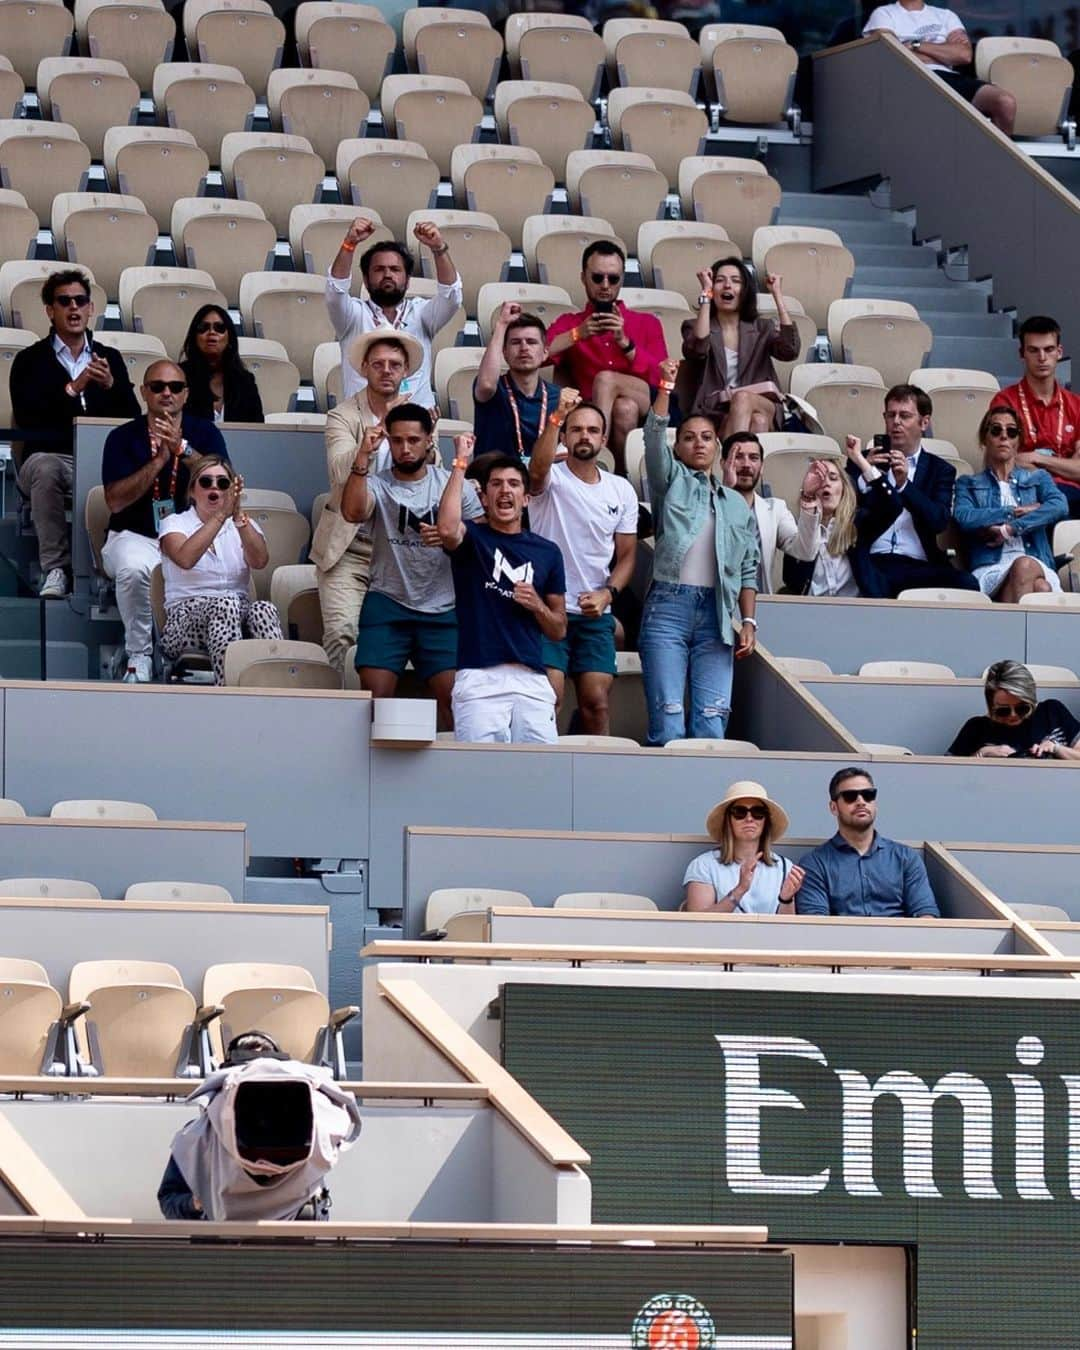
[159,507,264,606]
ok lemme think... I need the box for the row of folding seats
[0,877,233,901]
[0,796,155,819]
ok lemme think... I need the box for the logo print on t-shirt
[492,547,533,587]
[397,503,436,535]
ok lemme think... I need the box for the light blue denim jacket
[953,466,1067,571]
[643,410,759,644]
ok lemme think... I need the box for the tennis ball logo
[631,1294,715,1349]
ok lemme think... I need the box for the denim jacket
[952,466,1067,571]
[643,410,759,644]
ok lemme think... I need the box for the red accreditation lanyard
[1017,381,1065,452]
[150,437,184,501]
[503,376,547,458]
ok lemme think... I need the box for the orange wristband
[340,238,357,253]
[570,326,582,343]
[659,380,676,392]
[548,410,564,428]
[452,457,469,470]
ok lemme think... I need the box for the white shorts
[452,665,558,744]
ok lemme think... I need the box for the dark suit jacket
[845,445,955,567]
[681,316,800,418]
[180,361,264,424]
[784,475,905,597]
[10,334,139,460]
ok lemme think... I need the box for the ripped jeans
[639,582,734,747]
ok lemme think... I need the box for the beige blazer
[309,392,386,573]
[752,492,798,595]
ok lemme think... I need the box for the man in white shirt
[721,431,797,594]
[863,2,1016,132]
[527,392,639,734]
[325,218,463,410]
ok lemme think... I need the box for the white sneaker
[122,654,153,684]
[38,568,68,599]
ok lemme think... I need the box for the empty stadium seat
[222,638,342,688]
[916,368,1001,450]
[0,0,74,87]
[0,119,91,224]
[77,0,174,93]
[289,203,389,277]
[0,328,32,423]
[702,22,798,125]
[266,411,325,426]
[424,887,532,933]
[336,138,438,241]
[0,54,24,116]
[270,563,321,643]
[1020,591,1080,609]
[1,261,106,338]
[312,341,341,411]
[171,198,276,308]
[51,192,156,299]
[757,294,816,392]
[219,131,324,238]
[85,482,109,574]
[493,80,595,183]
[789,363,886,447]
[566,149,667,248]
[241,505,310,599]
[104,126,208,233]
[858,660,957,678]
[404,207,510,317]
[119,265,226,355]
[554,891,659,910]
[68,958,196,1076]
[0,970,62,1075]
[1011,902,1070,921]
[451,144,554,252]
[37,56,140,161]
[604,17,700,95]
[753,225,855,329]
[403,8,502,103]
[235,337,299,415]
[664,738,761,752]
[152,62,256,166]
[522,214,624,305]
[606,87,708,189]
[827,299,933,389]
[0,798,26,817]
[433,347,483,423]
[294,2,395,103]
[239,271,333,381]
[995,663,1078,683]
[381,74,483,178]
[617,286,690,359]
[775,657,833,677]
[185,0,284,99]
[266,68,368,169]
[475,282,575,343]
[678,156,782,259]
[124,880,235,903]
[0,186,36,264]
[105,330,168,406]
[0,877,102,898]
[899,586,992,605]
[505,14,604,101]
[861,743,915,756]
[557,734,640,747]
[636,220,730,304]
[51,798,157,819]
[975,37,1073,138]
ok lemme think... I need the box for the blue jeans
[639,582,734,746]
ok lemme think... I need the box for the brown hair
[716,800,776,866]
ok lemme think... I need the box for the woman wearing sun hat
[683,780,804,913]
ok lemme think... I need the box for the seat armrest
[59,1000,90,1026]
[194,1003,224,1028]
[329,1004,360,1030]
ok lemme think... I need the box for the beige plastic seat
[858,660,957,679]
[270,563,321,642]
[975,37,1073,138]
[522,214,624,306]
[606,87,708,190]
[336,138,438,241]
[506,14,604,102]
[289,203,389,277]
[451,144,554,252]
[312,341,341,411]
[404,207,510,318]
[171,197,276,308]
[664,738,761,753]
[703,23,797,124]
[104,126,208,232]
[776,657,833,677]
[759,431,844,458]
[266,68,367,169]
[617,286,690,362]
[235,336,299,416]
[475,282,575,343]
[294,1,394,102]
[0,797,26,818]
[556,734,640,747]
[119,265,225,354]
[152,62,256,166]
[493,80,595,183]
[219,131,324,238]
[238,487,297,510]
[0,327,34,422]
[898,587,992,606]
[69,958,195,1076]
[565,150,667,249]
[105,331,168,409]
[678,156,782,259]
[78,0,174,92]
[861,743,915,756]
[85,482,109,571]
[0,876,102,898]
[1,260,105,337]
[240,505,310,599]
[0,958,49,985]
[1011,902,1071,921]
[0,0,74,87]
[760,445,840,512]
[238,271,332,382]
[0,119,90,224]
[425,887,532,933]
[0,977,63,1075]
[403,8,503,103]
[827,299,933,390]
[1020,591,1080,610]
[51,192,155,299]
[604,19,700,95]
[636,220,729,304]
[266,412,325,427]
[124,880,235,903]
[1054,521,1080,557]
[433,347,483,423]
[51,798,157,820]
[1017,663,1079,683]
[790,363,886,447]
[222,637,343,688]
[754,225,855,330]
[554,891,659,911]
[0,54,24,116]
[916,368,1000,450]
[201,961,356,1069]
[187,0,284,99]
[754,294,815,393]
[36,56,139,160]
[380,74,483,179]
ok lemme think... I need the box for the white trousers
[452,665,558,744]
[101,529,160,659]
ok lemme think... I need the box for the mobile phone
[872,434,891,453]
[593,300,614,314]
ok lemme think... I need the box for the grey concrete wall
[1023,613,1080,673]
[947,845,1080,918]
[731,648,859,751]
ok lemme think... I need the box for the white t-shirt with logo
[528,461,638,614]
[863,4,965,71]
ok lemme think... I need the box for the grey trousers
[17,452,73,572]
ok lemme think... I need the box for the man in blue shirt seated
[796,767,940,917]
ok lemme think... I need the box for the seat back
[220,130,325,236]
[70,957,184,1005]
[975,37,1072,137]
[124,880,235,903]
[238,270,334,381]
[288,202,390,277]
[452,144,554,252]
[381,74,482,178]
[404,207,510,317]
[608,23,700,95]
[710,29,797,124]
[38,56,140,160]
[0,326,35,422]
[193,5,285,100]
[152,62,257,166]
[203,961,317,1005]
[85,483,110,572]
[243,505,310,599]
[664,738,761,753]
[0,876,102,898]
[556,734,640,747]
[858,660,957,678]
[0,0,74,85]
[566,150,667,248]
[756,294,815,393]
[0,956,48,984]
[606,86,708,188]
[789,363,886,446]
[106,126,208,233]
[617,287,690,364]
[83,982,196,1076]
[476,282,575,344]
[52,190,156,298]
[0,981,62,1075]
[553,891,658,910]
[268,69,368,169]
[172,197,276,308]
[0,188,38,265]
[775,657,832,677]
[1020,591,1080,609]
[0,119,91,222]
[0,798,26,818]
[337,138,439,241]
[51,798,157,820]
[636,219,730,303]
[514,22,603,102]
[828,299,933,389]
[269,563,321,642]
[493,80,595,182]
[754,225,855,329]
[236,336,300,415]
[425,887,532,931]
[411,16,502,102]
[678,155,781,258]
[119,264,226,353]
[84,1,174,93]
[433,346,483,423]
[223,638,341,688]
[522,213,623,305]
[295,2,395,101]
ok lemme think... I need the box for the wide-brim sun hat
[347,327,424,377]
[705,780,789,843]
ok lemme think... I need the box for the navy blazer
[845,446,956,566]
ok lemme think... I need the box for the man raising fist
[473,302,562,461]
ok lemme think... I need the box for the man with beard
[341,404,483,728]
[526,395,638,734]
[721,431,798,594]
[326,219,462,411]
[473,304,561,461]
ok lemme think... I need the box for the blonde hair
[187,453,234,487]
[984,659,1037,710]
[717,802,776,867]
[818,456,857,556]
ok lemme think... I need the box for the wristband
[430,242,450,256]
[548,410,564,428]
[741,616,758,629]
[658,380,676,392]
[349,465,369,477]
[452,457,469,470]
[570,326,582,343]
[606,584,619,601]
[697,292,712,307]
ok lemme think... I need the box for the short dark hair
[721,430,762,461]
[504,312,547,343]
[1018,315,1061,346]
[563,399,607,435]
[359,240,414,279]
[884,383,932,418]
[42,269,91,306]
[581,240,626,271]
[477,453,528,492]
[711,255,759,322]
[385,402,433,435]
[829,767,874,800]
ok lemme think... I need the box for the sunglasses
[987,423,1020,438]
[729,804,768,821]
[196,475,232,490]
[834,788,878,804]
[52,294,90,308]
[146,380,187,394]
[589,272,621,285]
[989,700,1032,720]
[196,320,228,335]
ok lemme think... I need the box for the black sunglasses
[729,804,768,820]
[987,423,1019,438]
[589,272,621,285]
[834,788,878,804]
[989,700,1032,721]
[197,475,232,490]
[196,320,229,335]
[146,380,187,394]
[52,294,90,308]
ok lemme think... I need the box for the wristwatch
[910,39,922,50]
[697,292,712,308]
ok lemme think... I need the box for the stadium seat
[761,444,839,510]
[68,958,196,1076]
[171,198,276,308]
[1019,591,1080,609]
[0,0,74,87]
[556,734,640,747]
[505,14,603,102]
[336,138,438,241]
[861,743,915,756]
[493,80,595,183]
[0,188,36,264]
[434,347,483,423]
[1011,902,1070,921]
[266,68,368,169]
[475,282,575,343]
[975,37,1073,138]
[105,331,168,406]
[702,23,798,125]
[294,2,395,103]
[0,120,91,224]
[664,738,761,752]
[899,587,991,605]
[565,150,667,249]
[51,192,156,299]
[606,87,708,189]
[241,505,310,599]
[0,798,26,817]
[617,286,690,360]
[921,438,975,477]
[185,0,284,99]
[554,892,658,910]
[827,299,933,389]
[239,271,333,381]
[451,144,554,252]
[636,220,729,304]
[152,62,256,166]
[0,54,25,116]
[119,265,225,354]
[266,412,325,426]
[312,341,341,411]
[775,657,832,677]
[424,887,532,933]
[679,156,782,258]
[51,798,157,819]
[522,214,624,305]
[1052,521,1080,557]
[235,337,299,415]
[222,637,343,688]
[789,363,886,447]
[0,260,105,335]
[757,294,816,393]
[270,563,321,643]
[125,880,235,903]
[0,876,102,898]
[404,207,511,317]
[0,972,62,1075]
[104,126,208,233]
[403,8,502,103]
[995,662,1078,683]
[219,131,324,238]
[380,74,483,178]
[36,56,140,161]
[859,660,957,678]
[76,0,174,93]
[916,368,1001,451]
[753,225,855,329]
[85,482,109,573]
[239,487,297,510]
[289,203,389,276]
[603,18,700,96]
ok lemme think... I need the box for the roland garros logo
[631,1293,716,1348]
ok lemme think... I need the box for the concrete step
[779,191,903,223]
[928,336,1019,380]
[774,216,914,247]
[921,310,1014,339]
[853,265,984,291]
[851,283,989,314]
[847,243,939,271]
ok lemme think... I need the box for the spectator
[527,393,638,734]
[953,406,1066,603]
[340,404,483,727]
[310,330,424,674]
[784,439,904,596]
[326,218,462,410]
[473,303,561,461]
[796,768,941,917]
[848,383,980,595]
[683,780,805,913]
[545,241,667,475]
[158,455,283,683]
[101,360,227,683]
[681,259,799,435]
[862,2,1016,133]
[947,659,1080,760]
[11,268,139,598]
[438,439,567,743]
[994,317,1080,518]
[179,304,264,425]
[722,431,797,594]
[639,360,759,747]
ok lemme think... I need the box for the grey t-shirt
[366,466,482,613]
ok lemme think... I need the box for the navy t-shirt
[472,375,561,460]
[450,520,566,672]
[101,414,228,538]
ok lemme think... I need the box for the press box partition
[945,843,1080,920]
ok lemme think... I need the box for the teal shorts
[355,590,457,681]
[541,611,617,677]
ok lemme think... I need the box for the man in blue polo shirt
[473,304,561,461]
[438,435,567,743]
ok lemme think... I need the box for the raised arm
[104,438,170,515]
[340,424,385,524]
[528,386,579,495]
[231,475,269,571]
[437,432,475,550]
[475,301,517,404]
